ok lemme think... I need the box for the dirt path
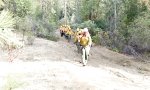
[0,35,150,90]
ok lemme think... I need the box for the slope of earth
[0,34,150,90]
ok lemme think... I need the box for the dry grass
[0,28,24,50]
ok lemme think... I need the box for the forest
[0,0,150,58]
[0,0,150,90]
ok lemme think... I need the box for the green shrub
[45,35,59,42]
[37,33,59,42]
[0,10,16,28]
[27,35,35,45]
[128,12,150,52]
[0,10,23,49]
[71,20,101,36]
[9,0,31,18]
[92,34,100,45]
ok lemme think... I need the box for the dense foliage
[0,0,150,56]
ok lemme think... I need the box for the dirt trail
[0,34,150,90]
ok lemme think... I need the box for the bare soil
[0,34,150,90]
